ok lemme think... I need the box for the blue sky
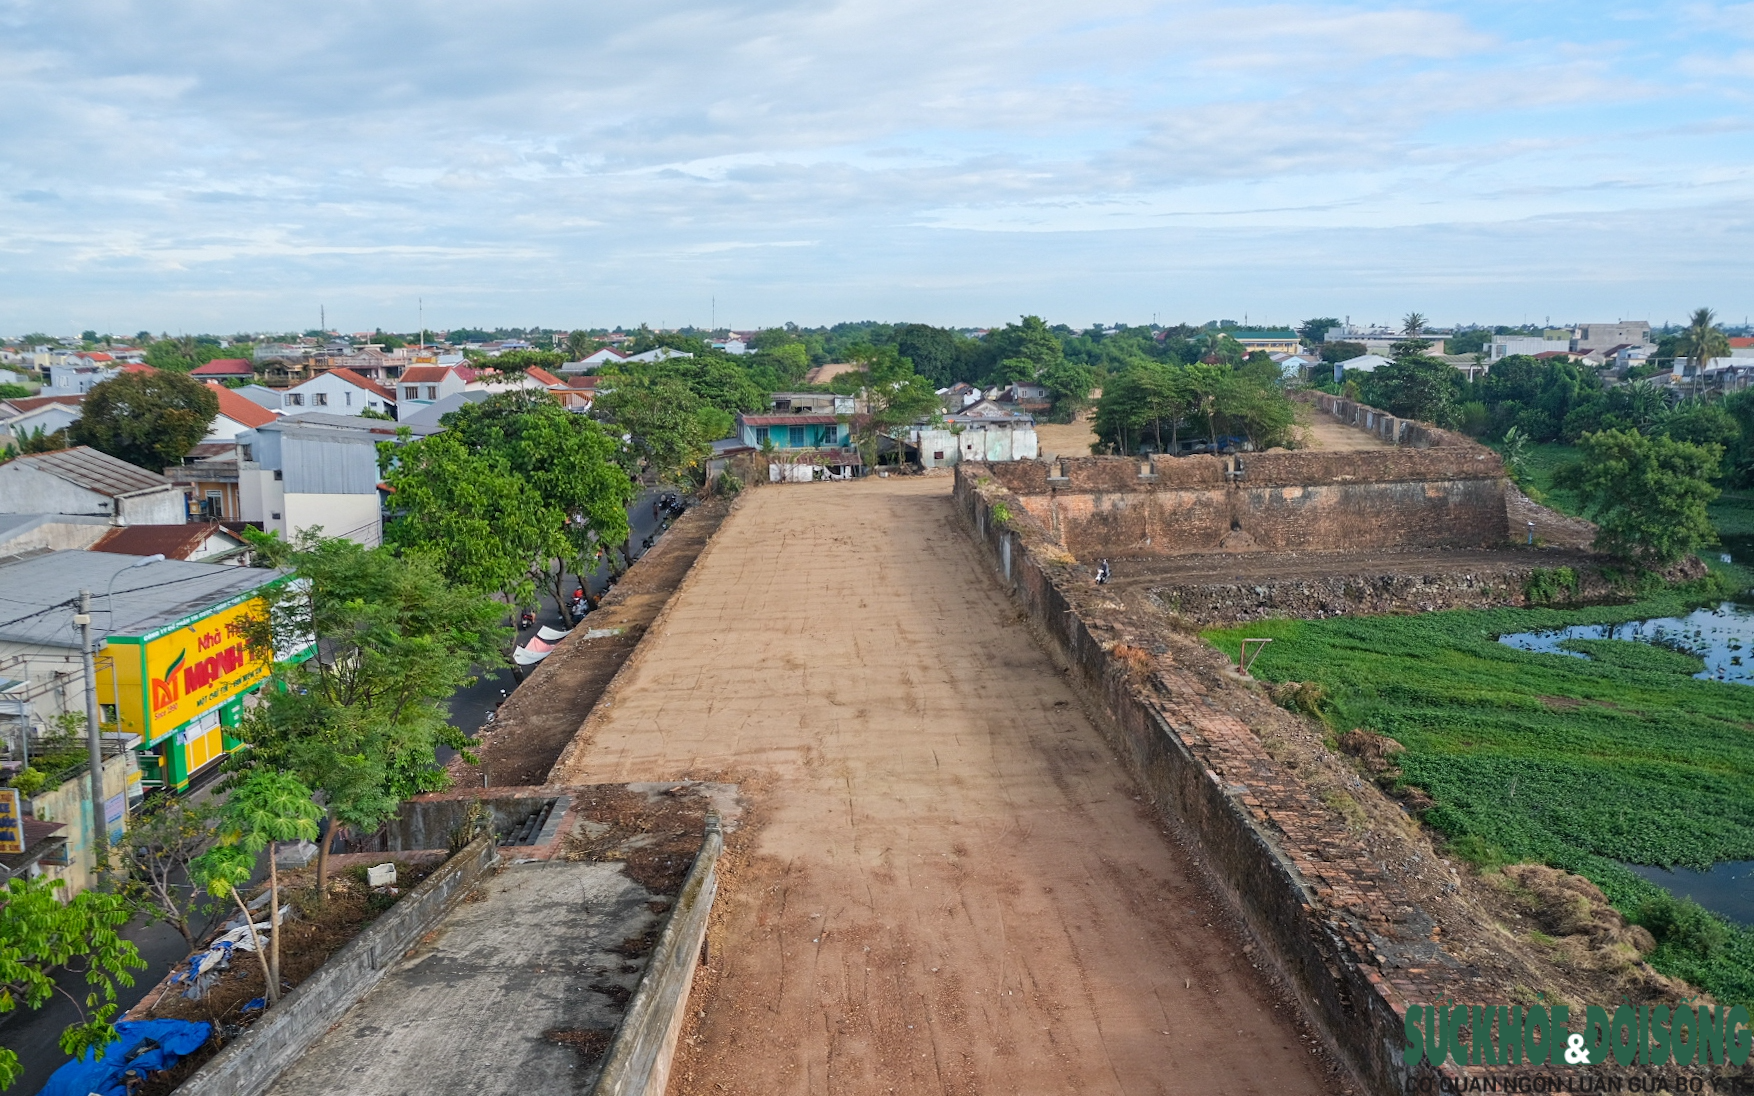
[3,0,1752,334]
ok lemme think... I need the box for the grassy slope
[1207,593,1754,1006]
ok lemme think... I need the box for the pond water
[1626,861,1754,927]
[1496,602,1754,686]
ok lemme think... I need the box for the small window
[933,451,944,460]
[426,385,438,400]
[240,444,253,462]
[404,386,419,399]
[273,470,283,481]
[788,425,806,447]
[312,392,328,406]
[345,391,352,406]
[286,393,304,406]
[270,511,281,520]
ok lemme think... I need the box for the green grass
[1207,588,1754,1006]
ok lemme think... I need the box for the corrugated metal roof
[739,414,840,426]
[0,549,281,648]
[91,523,244,561]
[8,447,171,496]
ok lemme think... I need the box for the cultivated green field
[1207,591,1754,1006]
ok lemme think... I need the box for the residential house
[0,366,31,387]
[0,447,186,525]
[711,338,748,355]
[166,447,241,523]
[1489,336,1571,361]
[41,362,120,396]
[940,382,981,410]
[396,364,472,413]
[90,522,250,564]
[1574,322,1652,352]
[281,367,396,418]
[230,384,284,412]
[1225,329,1303,355]
[236,413,441,546]
[1333,354,1392,381]
[623,348,693,363]
[188,358,256,382]
[553,375,599,413]
[560,348,629,372]
[308,345,406,384]
[1270,352,1318,379]
[735,412,861,480]
[202,383,279,441]
[908,401,1039,468]
[0,394,83,449]
[768,391,857,415]
[397,390,492,429]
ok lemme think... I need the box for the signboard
[0,788,22,855]
[99,596,273,745]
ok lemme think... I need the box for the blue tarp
[36,1019,212,1096]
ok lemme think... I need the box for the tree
[1555,429,1721,564]
[72,370,217,471]
[564,330,597,360]
[371,330,406,350]
[1036,359,1097,422]
[238,536,506,892]
[595,375,715,487]
[1403,312,1427,337]
[113,797,219,948]
[892,324,967,388]
[0,383,30,400]
[1678,307,1730,371]
[842,345,939,467]
[0,878,144,1089]
[1362,354,1457,425]
[441,391,634,623]
[1298,318,1340,346]
[978,316,1064,387]
[192,770,322,1004]
[382,430,551,608]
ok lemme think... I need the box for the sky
[3,0,1753,335]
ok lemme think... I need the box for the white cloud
[0,0,1749,330]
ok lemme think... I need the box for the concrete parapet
[173,833,500,1096]
[593,813,724,1096]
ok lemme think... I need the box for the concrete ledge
[174,833,500,1096]
[593,813,724,1096]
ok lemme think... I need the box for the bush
[1523,566,1578,604]
[1638,893,1729,959]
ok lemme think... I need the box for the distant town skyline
[3,0,1751,333]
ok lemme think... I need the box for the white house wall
[282,492,381,546]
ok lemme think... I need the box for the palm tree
[1402,312,1427,337]
[1679,307,1730,370]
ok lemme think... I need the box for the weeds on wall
[1207,590,1754,1008]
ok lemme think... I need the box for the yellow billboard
[100,597,272,744]
[143,599,269,738]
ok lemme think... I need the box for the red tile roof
[206,382,277,428]
[1732,337,1754,349]
[323,367,395,401]
[80,352,114,362]
[2,394,84,413]
[568,375,602,389]
[525,366,564,387]
[191,358,255,376]
[398,365,459,385]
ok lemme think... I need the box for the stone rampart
[955,466,1463,1096]
[987,442,1508,560]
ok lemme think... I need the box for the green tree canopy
[595,375,717,487]
[1555,429,1722,564]
[1679,307,1730,368]
[238,535,506,889]
[841,345,939,467]
[1358,353,1458,425]
[0,878,143,1089]
[72,369,218,470]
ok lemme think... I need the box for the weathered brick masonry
[956,466,1480,1096]
[989,441,1509,561]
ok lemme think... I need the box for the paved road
[551,478,1335,1096]
[444,491,672,748]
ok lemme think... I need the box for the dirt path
[1300,416,1388,450]
[551,478,1339,1096]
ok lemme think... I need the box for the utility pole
[75,591,107,885]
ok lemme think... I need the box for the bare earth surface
[1035,413,1100,458]
[551,478,1339,1096]
[1299,416,1389,450]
